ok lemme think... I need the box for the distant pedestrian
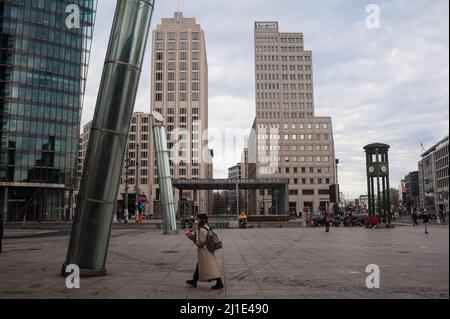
[439,210,446,225]
[0,215,4,254]
[324,211,332,233]
[412,212,418,226]
[423,212,430,234]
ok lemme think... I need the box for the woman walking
[187,214,224,290]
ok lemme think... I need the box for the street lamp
[135,143,140,223]
[124,148,131,224]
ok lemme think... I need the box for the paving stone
[0,226,448,299]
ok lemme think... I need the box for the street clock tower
[364,143,392,223]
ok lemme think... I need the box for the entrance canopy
[173,178,290,216]
[172,178,289,191]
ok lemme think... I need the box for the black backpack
[201,226,223,253]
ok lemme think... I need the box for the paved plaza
[0,225,448,299]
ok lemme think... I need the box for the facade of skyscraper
[0,0,96,221]
[150,12,212,217]
[419,135,449,214]
[228,164,242,180]
[248,22,337,217]
[404,171,420,212]
[77,112,153,220]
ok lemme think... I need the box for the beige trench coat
[196,225,221,282]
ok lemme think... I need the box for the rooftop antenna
[175,0,181,27]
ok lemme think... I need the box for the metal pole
[124,145,130,223]
[367,163,372,216]
[236,182,239,219]
[386,175,392,223]
[152,118,178,235]
[62,0,155,277]
[386,151,392,223]
[135,143,140,222]
[68,190,73,222]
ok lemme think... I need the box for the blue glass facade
[0,0,96,221]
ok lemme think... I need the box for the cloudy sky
[81,0,449,199]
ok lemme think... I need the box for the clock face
[369,166,375,174]
[381,166,388,173]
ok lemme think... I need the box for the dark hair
[197,214,209,226]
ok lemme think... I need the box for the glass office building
[0,0,96,221]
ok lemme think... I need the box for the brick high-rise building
[150,12,212,216]
[76,113,153,220]
[249,22,337,216]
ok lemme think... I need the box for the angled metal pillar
[62,0,155,277]
[152,113,178,235]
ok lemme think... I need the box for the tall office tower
[251,22,337,216]
[77,113,153,220]
[150,12,212,217]
[0,1,96,221]
[418,135,449,214]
